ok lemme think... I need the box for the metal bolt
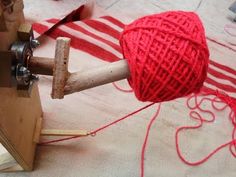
[30,74,39,81]
[18,66,29,75]
[16,65,31,85]
[31,39,40,49]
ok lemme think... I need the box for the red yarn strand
[176,91,236,166]
[112,82,133,93]
[39,103,155,145]
[141,103,161,177]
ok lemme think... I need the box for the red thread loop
[176,90,236,166]
[112,82,133,93]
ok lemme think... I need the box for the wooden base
[0,0,43,172]
[0,83,43,171]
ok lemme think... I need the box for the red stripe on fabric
[83,19,121,39]
[46,18,60,23]
[205,77,236,93]
[101,16,125,28]
[208,67,236,85]
[32,23,49,35]
[33,4,84,37]
[33,20,59,36]
[64,22,122,53]
[202,86,215,92]
[48,27,120,62]
[210,60,236,76]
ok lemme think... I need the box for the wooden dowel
[64,59,130,95]
[28,56,54,75]
[41,129,88,136]
[51,37,71,99]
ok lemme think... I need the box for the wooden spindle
[28,37,130,99]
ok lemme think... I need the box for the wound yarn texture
[120,11,209,102]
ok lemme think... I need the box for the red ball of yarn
[120,11,209,102]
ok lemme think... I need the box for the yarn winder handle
[29,37,130,99]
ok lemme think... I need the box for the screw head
[31,39,40,48]
[16,65,31,85]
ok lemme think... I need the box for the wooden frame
[0,84,43,171]
[0,0,43,171]
[0,1,88,171]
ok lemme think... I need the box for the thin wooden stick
[41,129,88,136]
